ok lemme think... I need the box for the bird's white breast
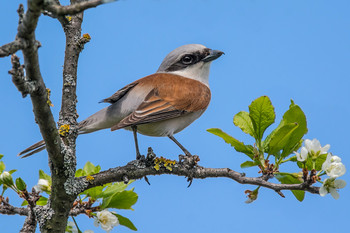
[125,110,205,137]
[168,61,212,87]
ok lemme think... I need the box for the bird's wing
[111,73,211,130]
[99,82,139,104]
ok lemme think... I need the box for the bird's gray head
[157,44,224,86]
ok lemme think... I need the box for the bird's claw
[179,154,200,168]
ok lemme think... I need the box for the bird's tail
[17,140,46,158]
[18,106,116,158]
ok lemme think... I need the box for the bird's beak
[202,49,224,62]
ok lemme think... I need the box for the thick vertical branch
[17,0,62,166]
[13,1,67,232]
[41,2,89,232]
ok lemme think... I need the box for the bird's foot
[136,152,144,161]
[179,154,200,168]
[146,147,156,161]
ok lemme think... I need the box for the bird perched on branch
[18,44,224,159]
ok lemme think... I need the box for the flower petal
[321,144,330,154]
[331,156,341,163]
[322,153,332,171]
[334,179,347,189]
[304,139,312,151]
[311,139,321,152]
[329,188,340,200]
[300,147,308,160]
[319,185,328,197]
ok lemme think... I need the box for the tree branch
[20,209,37,233]
[8,54,37,98]
[44,0,117,16]
[38,1,93,231]
[0,40,24,58]
[76,154,319,197]
[0,205,29,216]
[17,0,63,170]
[1,1,65,231]
[0,197,29,216]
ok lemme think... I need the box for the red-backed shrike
[19,44,224,159]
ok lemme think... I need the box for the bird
[18,44,224,159]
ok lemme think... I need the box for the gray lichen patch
[61,142,76,178]
[64,177,88,196]
[35,205,54,228]
[63,74,76,86]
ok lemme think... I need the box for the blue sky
[1,0,349,232]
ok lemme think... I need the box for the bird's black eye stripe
[164,49,211,72]
[181,55,195,65]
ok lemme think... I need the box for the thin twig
[44,0,117,16]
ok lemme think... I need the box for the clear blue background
[1,0,349,232]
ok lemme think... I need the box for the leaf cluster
[208,96,308,201]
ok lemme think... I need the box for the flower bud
[34,179,51,193]
[0,171,14,187]
[16,177,27,191]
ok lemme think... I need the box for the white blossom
[34,179,51,192]
[65,221,78,233]
[83,231,94,233]
[322,153,346,178]
[94,210,119,232]
[305,139,330,155]
[319,178,346,199]
[295,147,308,162]
[294,139,330,162]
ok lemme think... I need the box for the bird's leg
[131,125,141,160]
[168,135,192,157]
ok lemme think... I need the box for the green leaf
[263,101,307,158]
[15,177,27,191]
[275,172,305,202]
[21,200,28,206]
[291,190,305,202]
[289,139,303,157]
[98,181,132,199]
[248,96,275,142]
[22,196,48,206]
[39,170,52,186]
[315,154,328,170]
[113,214,137,231]
[233,111,255,137]
[83,161,100,176]
[101,189,138,210]
[0,154,4,160]
[8,169,17,174]
[0,161,5,172]
[264,123,299,156]
[36,196,48,206]
[83,186,104,200]
[280,101,308,157]
[75,169,84,177]
[240,161,259,168]
[207,128,254,159]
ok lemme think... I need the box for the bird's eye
[181,55,194,65]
